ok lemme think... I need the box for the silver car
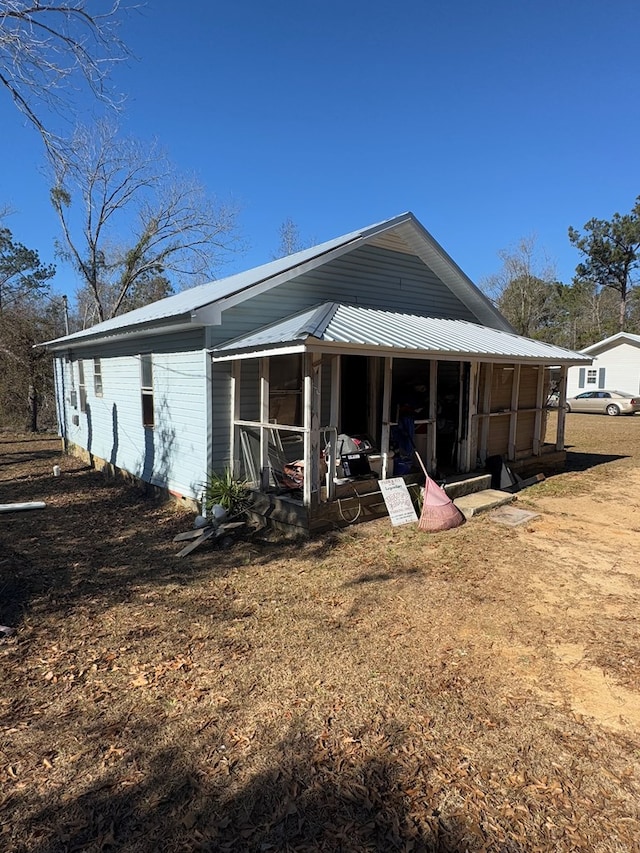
[565,390,640,416]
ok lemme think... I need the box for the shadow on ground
[564,449,628,472]
[7,717,521,853]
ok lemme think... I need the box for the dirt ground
[1,414,640,852]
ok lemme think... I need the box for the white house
[567,333,640,398]
[43,213,590,533]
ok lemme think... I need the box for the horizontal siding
[211,362,232,473]
[209,245,478,347]
[567,343,640,396]
[60,349,207,499]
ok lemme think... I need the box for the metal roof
[210,303,591,365]
[42,212,510,348]
[580,332,640,354]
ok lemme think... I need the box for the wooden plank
[173,528,209,543]
[176,526,217,557]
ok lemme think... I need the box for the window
[77,360,87,412]
[586,369,597,385]
[93,358,103,396]
[140,354,154,428]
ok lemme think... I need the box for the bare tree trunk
[27,384,38,433]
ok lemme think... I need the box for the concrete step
[453,488,516,520]
[443,473,492,500]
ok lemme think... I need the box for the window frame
[140,354,154,428]
[77,360,87,413]
[93,358,103,397]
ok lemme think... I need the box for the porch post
[508,364,521,461]
[230,360,240,477]
[428,360,438,473]
[259,358,270,489]
[303,352,322,507]
[532,365,546,455]
[380,356,393,479]
[479,363,492,466]
[464,361,480,472]
[556,365,568,451]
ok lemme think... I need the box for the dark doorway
[340,355,369,436]
[436,361,461,472]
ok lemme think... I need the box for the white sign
[379,478,418,526]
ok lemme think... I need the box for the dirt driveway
[1,414,639,852]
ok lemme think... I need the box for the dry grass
[1,419,640,852]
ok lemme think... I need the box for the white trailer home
[567,333,640,398]
[43,213,590,534]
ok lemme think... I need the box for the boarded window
[93,358,103,396]
[77,360,87,413]
[140,354,154,428]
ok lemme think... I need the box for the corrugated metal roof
[211,302,591,364]
[41,211,511,348]
[41,216,409,347]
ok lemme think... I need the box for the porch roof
[209,303,591,365]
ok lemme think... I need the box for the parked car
[564,390,640,416]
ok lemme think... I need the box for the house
[567,332,640,398]
[43,213,590,534]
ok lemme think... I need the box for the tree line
[1,3,639,431]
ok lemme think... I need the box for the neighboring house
[567,333,640,398]
[43,213,590,533]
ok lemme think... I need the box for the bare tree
[0,1,128,156]
[483,235,558,338]
[273,218,304,259]
[50,121,240,322]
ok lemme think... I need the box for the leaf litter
[0,420,639,851]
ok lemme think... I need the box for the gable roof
[210,302,591,365]
[580,332,640,355]
[43,212,511,349]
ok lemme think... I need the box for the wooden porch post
[508,364,521,461]
[230,360,240,478]
[532,366,546,455]
[259,358,270,489]
[303,352,322,507]
[428,360,438,473]
[380,356,393,479]
[479,363,492,466]
[463,361,479,472]
[556,365,568,451]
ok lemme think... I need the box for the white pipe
[0,502,46,513]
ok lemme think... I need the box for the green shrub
[202,469,251,518]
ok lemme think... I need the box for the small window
[77,360,87,413]
[586,369,597,385]
[140,354,154,428]
[93,358,103,397]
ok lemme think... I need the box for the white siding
[209,245,478,347]
[567,342,640,397]
[60,349,207,500]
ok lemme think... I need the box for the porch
[216,348,569,535]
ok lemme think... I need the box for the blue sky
[2,0,639,301]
